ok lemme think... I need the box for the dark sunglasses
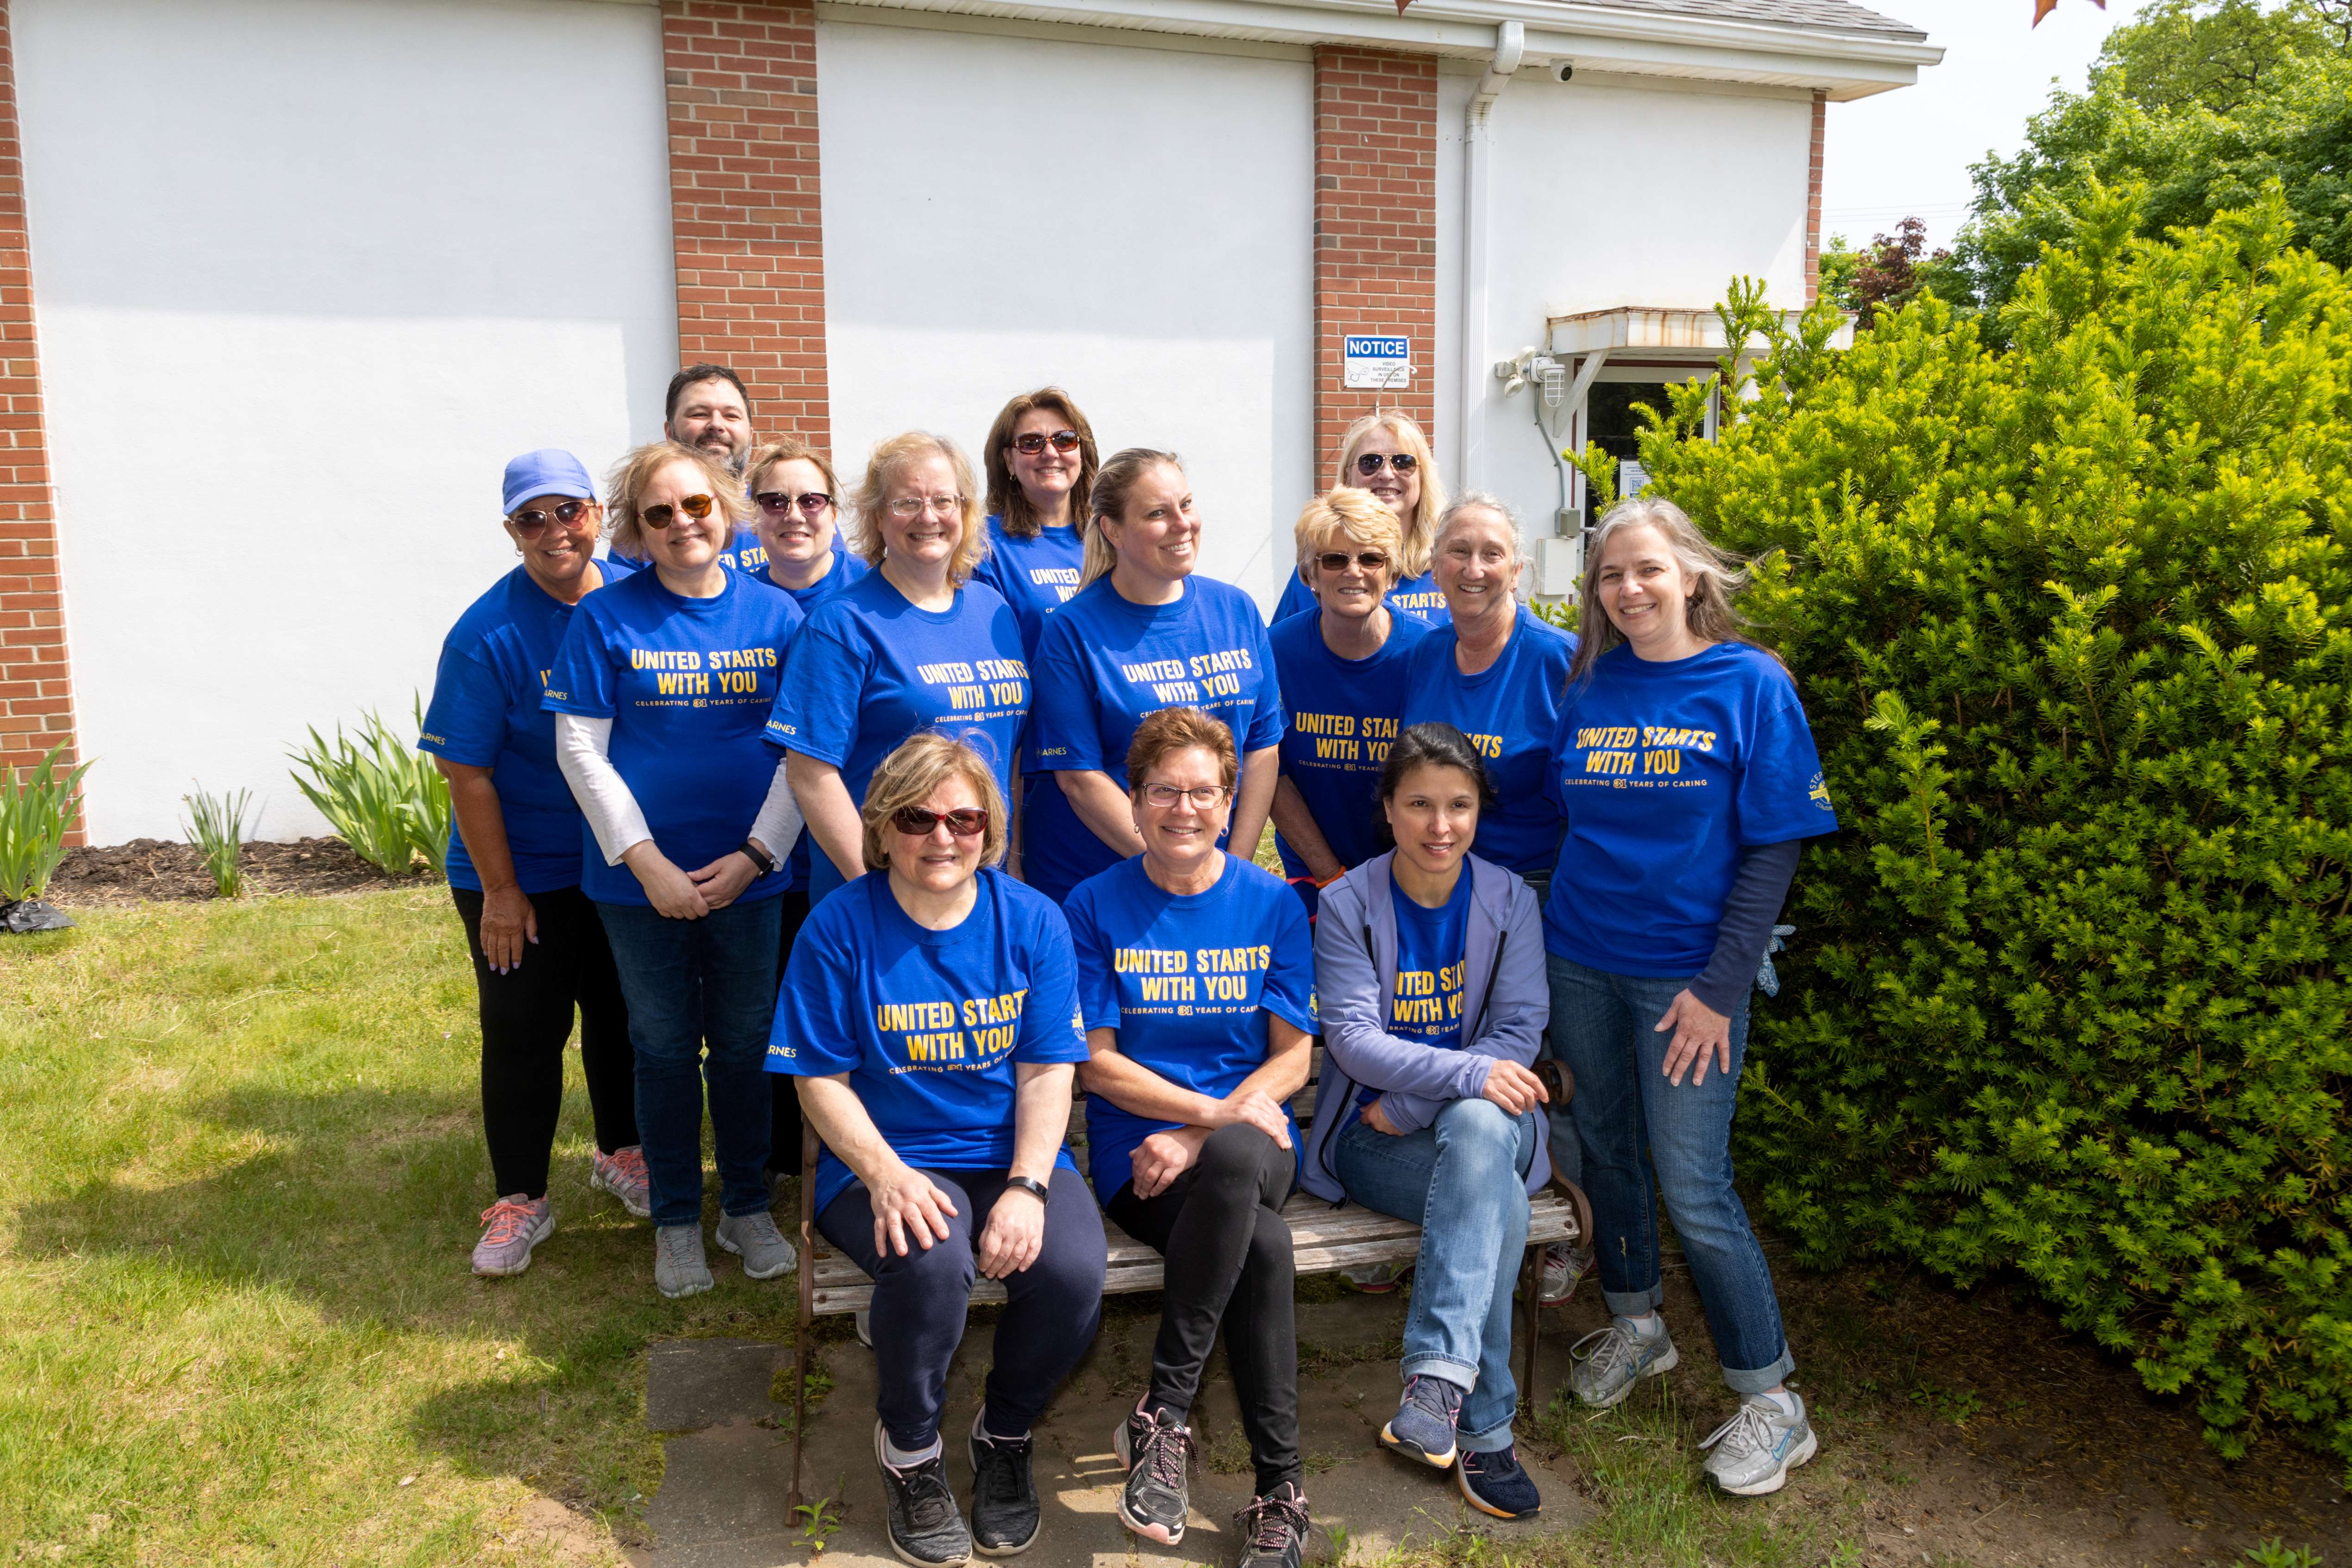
[892,806,988,838]
[1355,452,1419,476]
[1011,429,1082,455]
[755,490,834,517]
[639,493,715,529]
[1317,550,1390,572]
[509,499,591,535]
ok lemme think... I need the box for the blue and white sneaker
[1568,1316,1678,1408]
[1455,1444,1541,1519]
[1378,1374,1462,1468]
[1700,1393,1818,1496]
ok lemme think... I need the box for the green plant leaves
[0,745,93,902]
[285,698,449,879]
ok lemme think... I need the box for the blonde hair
[849,433,988,587]
[745,437,844,508]
[1082,447,1184,589]
[983,388,1100,542]
[1569,496,1758,684]
[605,442,749,560]
[1336,411,1446,580]
[1125,707,1240,793]
[1291,486,1403,594]
[859,731,1009,872]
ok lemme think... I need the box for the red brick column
[0,0,77,818]
[1805,89,1826,306]
[1313,48,1438,484]
[662,1,829,449]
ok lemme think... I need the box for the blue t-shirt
[543,568,804,906]
[763,542,869,617]
[1400,609,1578,877]
[598,552,642,582]
[419,564,625,893]
[1066,855,1316,1198]
[1542,641,1837,976]
[1026,575,1288,904]
[767,570,1029,899]
[1272,568,1451,630]
[1356,868,1474,1114]
[1268,611,1430,879]
[767,867,1090,1214]
[973,515,1085,659]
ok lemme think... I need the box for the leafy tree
[2102,0,2332,112]
[1635,188,2352,1478]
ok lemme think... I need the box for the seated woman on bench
[1298,722,1553,1520]
[771,731,1104,1568]
[1065,707,1317,1568]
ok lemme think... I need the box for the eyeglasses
[755,490,833,517]
[509,500,591,535]
[639,494,715,529]
[892,806,988,838]
[887,495,963,519]
[1011,430,1082,455]
[1355,452,1419,477]
[1140,783,1229,810]
[1316,550,1390,573]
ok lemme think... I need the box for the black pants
[453,885,637,1199]
[1105,1124,1302,1495]
[766,892,810,1176]
[820,1168,1106,1450]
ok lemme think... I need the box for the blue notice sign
[1342,335,1411,390]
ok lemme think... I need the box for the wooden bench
[787,1058,1592,1507]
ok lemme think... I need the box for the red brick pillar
[0,1,78,822]
[1313,48,1438,485]
[661,1,830,449]
[1805,89,1826,306]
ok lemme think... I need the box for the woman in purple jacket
[1300,723,1551,1522]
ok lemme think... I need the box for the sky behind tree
[1821,0,2152,254]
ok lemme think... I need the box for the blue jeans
[1547,952,1793,1393]
[1334,1098,1537,1451]
[596,898,783,1227]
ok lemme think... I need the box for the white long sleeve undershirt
[554,713,803,869]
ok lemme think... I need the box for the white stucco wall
[14,0,677,842]
[815,19,1315,607]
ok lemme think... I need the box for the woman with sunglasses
[421,448,646,1278]
[972,388,1097,658]
[1266,487,1430,895]
[774,732,1103,1568]
[1066,707,1315,1567]
[547,440,808,1300]
[1025,449,1285,906]
[1270,413,1449,627]
[770,433,1029,905]
[746,437,871,615]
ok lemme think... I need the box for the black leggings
[1105,1124,1302,1495]
[767,892,808,1176]
[453,885,637,1199]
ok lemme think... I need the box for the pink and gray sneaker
[591,1145,652,1219]
[472,1195,554,1277]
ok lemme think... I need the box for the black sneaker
[874,1420,972,1568]
[1234,1483,1310,1568]
[1111,1395,1191,1544]
[966,1407,1041,1556]
[1456,1443,1542,1520]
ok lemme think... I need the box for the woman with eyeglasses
[1270,413,1449,628]
[421,448,646,1278]
[972,388,1096,658]
[770,433,1029,905]
[1066,708,1315,1566]
[1266,487,1430,895]
[746,437,871,615]
[546,440,808,1300]
[774,732,1103,1568]
[1025,449,1285,906]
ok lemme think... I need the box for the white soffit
[811,0,1941,98]
[1547,304,1857,353]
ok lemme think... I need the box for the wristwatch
[738,838,777,876]
[1002,1175,1049,1204]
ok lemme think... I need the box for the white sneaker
[1700,1393,1817,1495]
[1537,1242,1591,1304]
[1568,1316,1678,1407]
[1340,1259,1409,1294]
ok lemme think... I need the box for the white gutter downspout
[1457,19,1523,492]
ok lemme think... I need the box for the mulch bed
[45,838,431,906]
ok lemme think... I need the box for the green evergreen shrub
[1633,186,2352,1474]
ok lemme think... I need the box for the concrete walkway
[643,1293,1593,1568]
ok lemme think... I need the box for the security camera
[1555,62,1575,83]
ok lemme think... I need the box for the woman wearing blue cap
[420,449,647,1278]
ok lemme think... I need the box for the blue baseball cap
[502,449,597,514]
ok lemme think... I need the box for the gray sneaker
[716,1209,798,1279]
[1700,1394,1817,1495]
[1569,1316,1679,1407]
[876,1420,972,1567]
[471,1195,553,1277]
[653,1223,714,1299]
[856,1307,873,1347]
[1537,1242,1592,1305]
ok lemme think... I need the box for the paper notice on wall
[1617,459,1648,498]
[1342,335,1411,390]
